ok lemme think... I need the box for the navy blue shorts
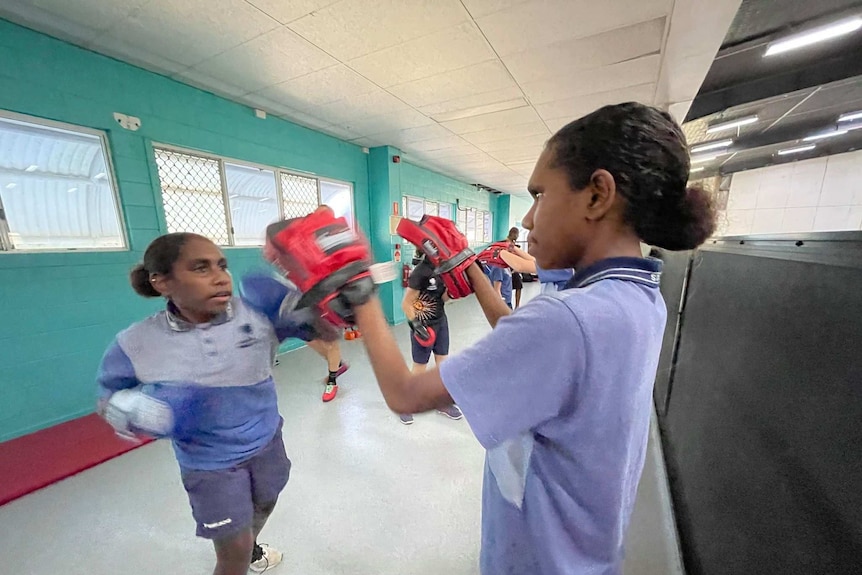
[180,421,291,539]
[411,315,449,364]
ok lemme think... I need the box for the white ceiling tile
[411,145,485,160]
[521,54,662,105]
[536,83,658,124]
[503,18,665,85]
[401,135,471,152]
[488,148,541,164]
[385,59,515,107]
[246,0,340,24]
[416,86,524,117]
[348,22,496,87]
[460,121,551,145]
[23,0,148,35]
[100,0,280,67]
[288,0,469,61]
[509,161,537,177]
[338,108,434,136]
[441,106,543,135]
[277,109,333,131]
[174,68,248,98]
[308,89,410,125]
[365,124,456,145]
[476,0,672,56]
[0,1,103,46]
[88,35,188,76]
[349,136,386,148]
[255,65,379,109]
[477,133,549,153]
[460,0,533,19]
[192,27,337,93]
[432,98,528,122]
[239,93,298,115]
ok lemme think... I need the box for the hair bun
[129,263,160,298]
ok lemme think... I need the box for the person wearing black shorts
[398,252,463,425]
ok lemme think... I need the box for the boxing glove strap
[435,248,476,275]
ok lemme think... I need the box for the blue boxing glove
[240,270,338,342]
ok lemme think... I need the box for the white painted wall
[718,149,862,236]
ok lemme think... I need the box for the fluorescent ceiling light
[765,17,862,56]
[838,110,862,123]
[690,167,705,173]
[690,139,733,154]
[25,165,38,172]
[777,144,816,155]
[706,116,758,134]
[94,172,107,180]
[803,129,848,142]
[67,188,77,193]
[5,183,16,189]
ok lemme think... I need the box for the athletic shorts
[512,272,523,290]
[411,314,449,364]
[180,420,291,539]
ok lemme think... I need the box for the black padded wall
[659,234,862,575]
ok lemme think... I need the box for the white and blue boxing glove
[103,388,174,441]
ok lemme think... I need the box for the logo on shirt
[237,324,257,348]
[203,518,233,529]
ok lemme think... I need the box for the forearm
[466,264,512,327]
[512,245,534,261]
[354,298,453,413]
[500,251,537,274]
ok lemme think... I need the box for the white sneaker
[250,543,282,572]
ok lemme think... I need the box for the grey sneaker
[437,405,463,420]
[399,413,414,425]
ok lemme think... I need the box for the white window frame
[455,204,492,247]
[402,195,453,222]
[0,110,127,254]
[152,143,354,247]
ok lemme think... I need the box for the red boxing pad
[397,216,477,299]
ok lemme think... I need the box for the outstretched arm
[354,298,453,414]
[500,250,537,274]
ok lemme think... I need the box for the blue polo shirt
[535,264,574,293]
[97,275,312,471]
[489,266,513,307]
[440,257,666,574]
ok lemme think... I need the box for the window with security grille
[152,146,345,247]
[438,202,452,221]
[483,211,493,242]
[155,148,229,245]
[280,172,319,219]
[225,163,278,246]
[0,112,125,252]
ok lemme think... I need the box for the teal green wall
[508,195,533,230]
[0,19,508,442]
[0,20,371,443]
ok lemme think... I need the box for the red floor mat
[0,414,152,506]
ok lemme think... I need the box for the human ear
[585,169,618,220]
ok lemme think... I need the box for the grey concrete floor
[0,282,682,574]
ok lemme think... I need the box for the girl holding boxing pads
[266,102,715,574]
[97,233,323,575]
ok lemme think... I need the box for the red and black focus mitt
[265,206,375,328]
[478,241,513,269]
[408,320,436,348]
[396,216,477,299]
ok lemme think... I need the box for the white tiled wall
[719,149,862,236]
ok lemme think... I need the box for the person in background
[398,251,462,425]
[506,227,524,308]
[500,245,574,294]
